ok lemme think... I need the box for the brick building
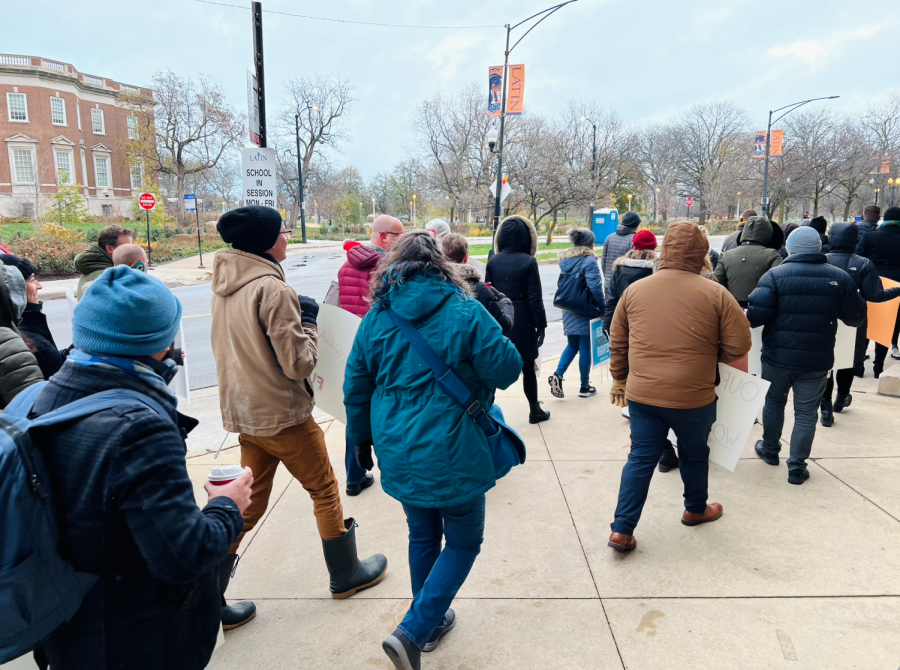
[0,54,153,219]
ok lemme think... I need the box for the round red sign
[685,197,694,207]
[138,193,156,210]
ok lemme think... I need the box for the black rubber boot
[658,440,679,473]
[528,401,551,424]
[322,518,387,599]
[218,555,257,630]
[874,362,884,379]
[820,399,834,427]
[834,393,852,413]
[346,473,375,497]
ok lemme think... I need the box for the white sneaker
[891,346,900,360]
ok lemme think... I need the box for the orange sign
[769,129,784,157]
[867,277,900,347]
[507,64,525,116]
[881,155,892,174]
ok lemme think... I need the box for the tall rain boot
[322,519,388,599]
[820,399,834,427]
[218,554,257,630]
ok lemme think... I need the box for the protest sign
[867,277,900,347]
[171,321,190,404]
[748,326,763,376]
[66,287,77,318]
[590,317,610,368]
[832,321,856,372]
[310,304,361,424]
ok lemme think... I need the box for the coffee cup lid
[209,464,245,481]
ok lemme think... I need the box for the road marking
[184,313,211,319]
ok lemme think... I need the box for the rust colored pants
[228,418,346,554]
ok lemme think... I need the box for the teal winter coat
[343,274,522,508]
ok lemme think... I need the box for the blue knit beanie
[73,266,182,356]
[785,225,822,255]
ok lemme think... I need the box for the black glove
[536,329,545,349]
[355,440,374,471]
[297,294,319,327]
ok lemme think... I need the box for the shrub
[8,224,88,276]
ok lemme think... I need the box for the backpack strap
[28,389,172,429]
[2,381,49,418]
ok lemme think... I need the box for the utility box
[592,208,619,244]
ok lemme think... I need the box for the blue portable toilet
[592,208,619,245]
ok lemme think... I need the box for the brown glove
[609,378,627,408]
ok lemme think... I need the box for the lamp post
[412,194,417,228]
[627,193,633,211]
[875,188,881,206]
[736,191,741,220]
[580,116,597,225]
[761,96,839,216]
[890,178,896,207]
[372,197,376,218]
[654,187,660,223]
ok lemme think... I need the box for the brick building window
[55,150,74,184]
[50,97,67,125]
[130,164,143,190]
[91,108,105,134]
[101,204,113,216]
[7,93,28,122]
[127,116,138,140]
[12,148,35,183]
[76,103,81,130]
[94,155,110,188]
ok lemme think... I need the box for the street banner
[590,317,610,368]
[769,129,784,157]
[507,64,525,115]
[867,277,900,347]
[488,66,503,116]
[753,131,766,158]
[881,156,892,174]
[247,69,261,146]
[310,304,361,424]
[870,155,892,175]
[241,147,277,208]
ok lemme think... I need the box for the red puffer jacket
[338,245,383,317]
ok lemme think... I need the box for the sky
[6,0,899,181]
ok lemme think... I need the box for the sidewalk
[180,358,900,669]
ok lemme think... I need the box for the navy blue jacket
[856,224,900,283]
[747,254,867,371]
[827,223,900,304]
[32,361,243,670]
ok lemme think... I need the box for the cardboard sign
[310,304,361,424]
[590,317,610,368]
[748,326,763,376]
[867,277,900,347]
[708,364,770,471]
[171,321,190,405]
[750,322,855,374]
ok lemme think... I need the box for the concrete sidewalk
[179,357,900,669]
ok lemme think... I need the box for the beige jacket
[211,249,318,436]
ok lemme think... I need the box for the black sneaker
[383,629,421,670]
[754,440,779,466]
[548,373,564,398]
[346,473,375,497]
[578,385,597,398]
[788,469,810,485]
[423,609,456,652]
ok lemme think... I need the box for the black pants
[522,361,538,404]
[823,369,855,399]
[873,310,900,366]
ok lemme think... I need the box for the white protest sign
[66,286,77,315]
[310,304,361,424]
[749,325,763,376]
[170,320,190,405]
[832,321,856,372]
[241,147,277,208]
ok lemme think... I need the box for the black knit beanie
[621,211,641,229]
[0,254,37,280]
[809,216,827,235]
[568,228,596,247]
[883,207,900,223]
[217,206,283,254]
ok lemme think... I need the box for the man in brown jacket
[606,221,752,553]
[211,206,387,628]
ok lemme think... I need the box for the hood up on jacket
[494,215,538,256]
[737,216,785,250]
[347,244,383,271]
[455,263,483,286]
[211,248,284,298]
[658,221,708,274]
[74,243,113,275]
[382,273,461,323]
[828,223,858,252]
[4,265,26,324]
[558,246,595,262]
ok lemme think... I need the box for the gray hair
[370,231,471,305]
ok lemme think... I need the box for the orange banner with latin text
[507,64,525,116]
[867,277,900,347]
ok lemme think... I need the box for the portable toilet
[592,208,619,244]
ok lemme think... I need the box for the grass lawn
[467,242,578,256]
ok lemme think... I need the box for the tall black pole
[146,209,152,267]
[761,109,773,218]
[589,122,596,225]
[295,114,307,244]
[252,2,266,148]
[195,205,204,268]
[490,25,512,257]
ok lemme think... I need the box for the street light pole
[736,191,741,220]
[581,116,597,226]
[294,113,307,243]
[890,178,896,207]
[761,95,839,216]
[654,187,660,223]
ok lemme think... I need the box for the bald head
[112,243,149,272]
[371,215,404,251]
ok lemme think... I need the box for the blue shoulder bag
[385,308,526,479]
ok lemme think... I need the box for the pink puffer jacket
[337,245,383,317]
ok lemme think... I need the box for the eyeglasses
[382,231,402,237]
[280,229,291,237]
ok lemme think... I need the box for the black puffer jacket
[827,223,900,303]
[456,263,514,336]
[19,302,69,379]
[856,223,900,283]
[604,257,654,323]
[747,254,867,371]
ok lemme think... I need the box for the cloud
[767,25,884,68]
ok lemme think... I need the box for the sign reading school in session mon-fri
[241,147,277,208]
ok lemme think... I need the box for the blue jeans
[398,495,485,649]
[556,335,591,387]
[760,361,828,473]
[611,400,716,535]
[344,427,368,486]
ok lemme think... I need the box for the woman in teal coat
[344,232,522,670]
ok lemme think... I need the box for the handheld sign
[310,304,362,424]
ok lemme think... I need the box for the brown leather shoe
[681,503,723,527]
[608,532,637,552]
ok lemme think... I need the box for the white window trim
[76,103,81,131]
[93,155,111,189]
[6,92,28,123]
[91,108,105,135]
[50,96,67,126]
[130,163,143,190]
[127,116,138,140]
[55,149,75,184]
[9,146,35,184]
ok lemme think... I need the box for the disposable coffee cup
[208,464,245,486]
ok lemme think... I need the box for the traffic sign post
[686,197,694,220]
[184,194,196,212]
[185,195,205,268]
[138,193,157,266]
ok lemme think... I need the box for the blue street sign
[854,216,862,222]
[184,194,197,212]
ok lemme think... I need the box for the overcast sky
[7,0,899,180]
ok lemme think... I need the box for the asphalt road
[42,234,727,391]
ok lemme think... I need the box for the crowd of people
[1,202,899,670]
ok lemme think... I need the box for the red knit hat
[632,229,657,251]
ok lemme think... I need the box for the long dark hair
[369,231,471,305]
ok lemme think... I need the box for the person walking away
[74,224,133,299]
[424,218,452,242]
[485,215,550,423]
[212,206,387,625]
[0,262,42,406]
[548,228,605,399]
[748,227,866,484]
[721,209,758,253]
[607,222,751,552]
[713,216,783,308]
[778,222,800,259]
[343,232,522,670]
[699,226,720,270]
[30,266,252,669]
[858,205,880,235]
[807,216,831,253]
[112,243,149,271]
[822,223,900,423]
[601,210,640,296]
[441,233,514,336]
[856,207,900,373]
[337,214,405,494]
